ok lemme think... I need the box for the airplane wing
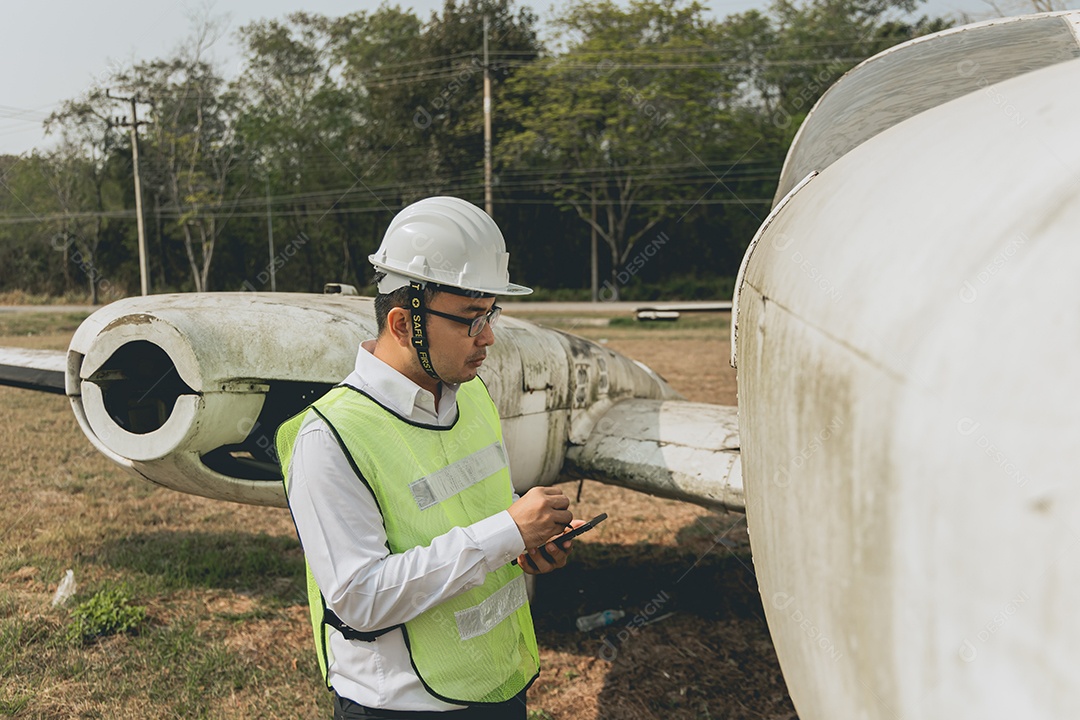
[565,397,742,511]
[0,347,67,394]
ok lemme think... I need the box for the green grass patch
[532,312,729,339]
[0,311,90,337]
[610,314,729,330]
[65,587,147,645]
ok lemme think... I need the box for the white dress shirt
[285,340,526,711]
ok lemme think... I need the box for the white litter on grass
[51,569,75,607]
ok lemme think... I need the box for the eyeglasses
[425,305,502,337]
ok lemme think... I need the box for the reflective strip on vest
[455,575,528,641]
[410,441,508,510]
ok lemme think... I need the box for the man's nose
[476,320,496,346]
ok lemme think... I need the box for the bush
[65,587,147,645]
[618,274,736,301]
[506,275,736,303]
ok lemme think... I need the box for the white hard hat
[369,196,532,296]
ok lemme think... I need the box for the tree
[235,11,350,194]
[0,154,71,296]
[411,0,542,187]
[234,10,388,290]
[0,0,957,300]
[741,0,949,141]
[329,0,543,203]
[499,0,741,299]
[230,2,545,290]
[118,15,248,292]
[43,92,121,304]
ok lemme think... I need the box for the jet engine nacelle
[66,293,740,509]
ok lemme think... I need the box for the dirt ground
[522,315,797,720]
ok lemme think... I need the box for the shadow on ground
[93,530,305,602]
[530,518,798,720]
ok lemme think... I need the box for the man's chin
[443,365,481,385]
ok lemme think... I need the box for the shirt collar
[347,339,459,425]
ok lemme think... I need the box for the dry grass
[0,310,794,719]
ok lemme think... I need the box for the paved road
[501,300,730,314]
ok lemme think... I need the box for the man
[277,196,581,719]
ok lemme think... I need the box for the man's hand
[516,519,587,575]
[507,487,573,550]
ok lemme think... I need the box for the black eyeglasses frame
[424,305,502,337]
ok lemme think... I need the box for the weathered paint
[58,292,730,510]
[565,399,742,510]
[737,44,1080,720]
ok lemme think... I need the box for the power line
[357,55,867,88]
[0,171,779,225]
[0,156,778,218]
[0,104,53,122]
[0,193,773,226]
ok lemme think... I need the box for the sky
[0,0,1050,156]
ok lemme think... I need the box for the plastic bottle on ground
[576,609,625,632]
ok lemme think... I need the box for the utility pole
[265,176,276,292]
[591,184,599,302]
[483,15,494,218]
[109,91,150,296]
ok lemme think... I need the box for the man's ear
[386,306,412,348]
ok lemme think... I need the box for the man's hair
[373,273,437,336]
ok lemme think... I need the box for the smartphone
[552,513,608,547]
[512,513,608,567]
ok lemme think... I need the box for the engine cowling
[66,292,690,506]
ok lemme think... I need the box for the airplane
[2,10,1079,719]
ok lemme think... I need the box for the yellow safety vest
[276,379,540,705]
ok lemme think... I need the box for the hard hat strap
[408,281,443,381]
